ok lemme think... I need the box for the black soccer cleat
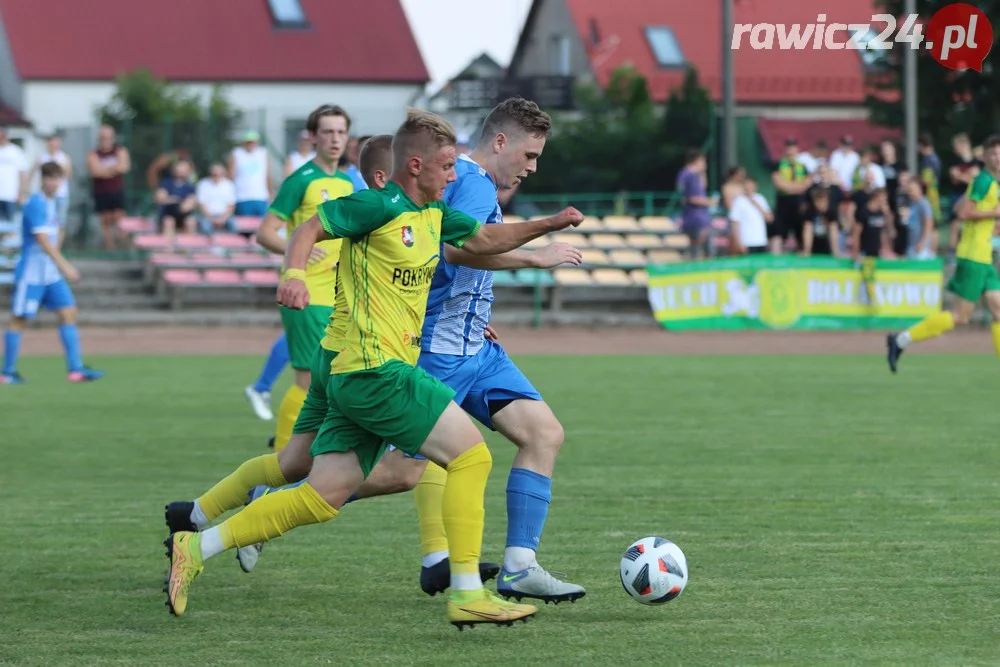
[420,558,501,596]
[886,333,903,374]
[164,501,197,533]
[267,436,275,450]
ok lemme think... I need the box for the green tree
[520,65,712,197]
[866,0,1000,158]
[97,68,242,201]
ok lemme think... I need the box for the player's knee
[397,458,427,492]
[527,417,565,456]
[950,308,971,326]
[57,307,78,324]
[277,439,312,481]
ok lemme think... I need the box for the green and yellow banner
[646,256,943,331]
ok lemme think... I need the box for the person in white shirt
[227,130,272,217]
[728,176,772,255]
[34,133,72,226]
[797,140,829,177]
[0,127,29,224]
[196,163,237,234]
[828,136,860,192]
[284,130,314,177]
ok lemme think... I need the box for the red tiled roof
[0,0,428,84]
[561,0,883,104]
[757,118,901,162]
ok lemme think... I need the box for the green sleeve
[316,189,387,239]
[268,173,306,221]
[440,204,482,247]
[966,171,995,203]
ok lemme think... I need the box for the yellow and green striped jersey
[777,158,808,185]
[316,181,481,373]
[956,170,999,264]
[269,161,355,307]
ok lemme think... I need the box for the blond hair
[392,109,457,167]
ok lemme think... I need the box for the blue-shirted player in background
[2,161,103,384]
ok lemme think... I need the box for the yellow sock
[219,482,337,549]
[415,461,449,557]
[197,454,288,521]
[442,443,492,580]
[991,323,1000,359]
[907,311,955,343]
[274,384,307,452]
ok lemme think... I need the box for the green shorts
[310,359,456,477]
[292,345,338,435]
[946,258,1000,303]
[280,305,333,370]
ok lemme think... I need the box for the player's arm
[454,206,584,256]
[955,173,1000,220]
[278,190,387,309]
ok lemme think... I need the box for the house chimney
[589,18,600,46]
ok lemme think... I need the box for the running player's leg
[245,332,289,421]
[981,283,1000,358]
[3,278,42,383]
[462,341,584,603]
[888,258,985,371]
[47,280,103,382]
[274,305,330,451]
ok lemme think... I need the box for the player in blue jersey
[2,162,103,384]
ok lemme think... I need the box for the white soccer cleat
[496,565,586,604]
[244,385,273,421]
[236,543,263,573]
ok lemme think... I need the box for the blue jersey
[15,193,61,285]
[422,154,502,356]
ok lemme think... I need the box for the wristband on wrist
[281,268,306,282]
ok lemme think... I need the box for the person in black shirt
[947,132,982,249]
[852,188,894,260]
[801,186,842,256]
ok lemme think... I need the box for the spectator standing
[676,149,715,259]
[0,128,28,226]
[87,125,130,250]
[34,133,72,226]
[155,159,197,240]
[769,138,811,254]
[728,176,771,255]
[852,188,894,261]
[228,130,271,217]
[720,166,747,212]
[829,135,860,193]
[798,140,829,176]
[284,130,315,177]
[904,178,935,259]
[880,140,906,254]
[917,132,942,222]
[196,162,237,234]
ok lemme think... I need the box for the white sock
[199,526,225,560]
[450,572,483,591]
[422,550,448,569]
[896,330,912,349]
[503,546,537,572]
[190,500,210,530]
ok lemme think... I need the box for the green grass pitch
[3,353,1000,666]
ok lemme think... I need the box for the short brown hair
[479,97,552,143]
[307,104,351,134]
[392,109,456,165]
[983,135,1000,150]
[359,135,393,187]
[40,161,64,178]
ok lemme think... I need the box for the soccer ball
[619,537,688,605]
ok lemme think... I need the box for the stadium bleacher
[120,211,716,308]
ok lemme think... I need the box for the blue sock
[253,333,289,393]
[505,468,553,552]
[3,330,21,374]
[58,324,83,372]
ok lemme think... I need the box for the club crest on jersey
[321,190,329,200]
[401,226,414,247]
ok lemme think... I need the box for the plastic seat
[626,234,662,249]
[120,217,155,234]
[577,216,605,232]
[639,216,677,233]
[551,232,590,247]
[581,249,610,266]
[229,252,271,265]
[648,250,683,264]
[134,234,172,250]
[589,234,627,249]
[202,269,241,285]
[664,234,691,250]
[602,216,640,233]
[175,234,210,249]
[234,216,262,233]
[243,269,280,286]
[211,233,250,248]
[163,269,201,285]
[630,269,649,285]
[554,268,593,285]
[150,252,184,265]
[591,268,632,285]
[515,268,556,286]
[609,249,647,267]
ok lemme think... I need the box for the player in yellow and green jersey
[162,109,584,630]
[887,135,1000,372]
[253,105,356,452]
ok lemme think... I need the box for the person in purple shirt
[677,149,716,259]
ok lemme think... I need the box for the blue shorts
[11,279,75,318]
[388,340,542,460]
[235,201,268,217]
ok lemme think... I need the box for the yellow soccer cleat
[447,587,538,631]
[163,531,204,617]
